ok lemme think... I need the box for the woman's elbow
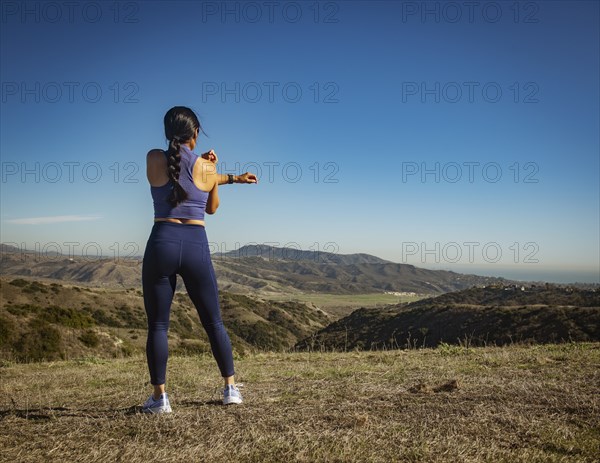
[205,203,219,214]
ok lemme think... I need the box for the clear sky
[1,0,598,283]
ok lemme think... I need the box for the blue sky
[1,0,598,283]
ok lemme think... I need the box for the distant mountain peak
[216,244,393,265]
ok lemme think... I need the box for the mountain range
[1,243,514,295]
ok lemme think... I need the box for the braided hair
[163,106,205,207]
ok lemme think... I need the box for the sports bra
[151,144,210,220]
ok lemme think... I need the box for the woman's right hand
[201,149,218,164]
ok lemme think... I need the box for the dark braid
[165,137,187,207]
[163,106,205,208]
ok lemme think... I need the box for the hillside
[1,344,598,462]
[212,256,509,294]
[297,285,600,351]
[214,243,393,264]
[0,243,513,295]
[0,277,331,363]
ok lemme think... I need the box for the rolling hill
[0,276,331,363]
[1,243,513,295]
[296,285,600,351]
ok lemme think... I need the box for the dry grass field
[1,342,598,462]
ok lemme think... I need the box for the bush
[9,278,29,287]
[118,340,135,357]
[170,315,195,338]
[0,314,17,347]
[22,281,48,294]
[39,306,95,329]
[14,318,63,362]
[173,339,210,356]
[90,309,122,327]
[228,319,289,350]
[6,304,41,316]
[115,305,146,329]
[79,330,100,348]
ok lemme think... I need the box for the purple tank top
[151,144,209,220]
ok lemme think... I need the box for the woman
[141,106,258,413]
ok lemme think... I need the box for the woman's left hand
[238,172,258,184]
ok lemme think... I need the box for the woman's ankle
[223,375,235,388]
[153,385,166,399]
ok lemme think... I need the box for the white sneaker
[142,392,173,414]
[223,385,243,405]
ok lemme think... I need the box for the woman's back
[150,145,210,220]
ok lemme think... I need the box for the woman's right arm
[146,149,167,186]
[206,179,219,214]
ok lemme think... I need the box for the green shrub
[22,281,48,294]
[0,314,17,347]
[437,341,470,356]
[118,340,135,357]
[14,318,63,362]
[115,305,146,329]
[79,330,100,348]
[170,315,195,338]
[9,278,29,287]
[39,306,95,329]
[173,339,210,356]
[228,319,289,350]
[90,309,122,327]
[6,304,41,316]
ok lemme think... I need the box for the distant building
[384,291,417,297]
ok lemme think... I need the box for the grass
[1,342,598,462]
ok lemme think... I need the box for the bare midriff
[154,218,205,226]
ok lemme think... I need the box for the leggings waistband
[149,221,207,241]
[152,221,205,228]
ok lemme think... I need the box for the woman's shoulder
[147,148,166,158]
[146,149,167,165]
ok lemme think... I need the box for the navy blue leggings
[142,221,235,385]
